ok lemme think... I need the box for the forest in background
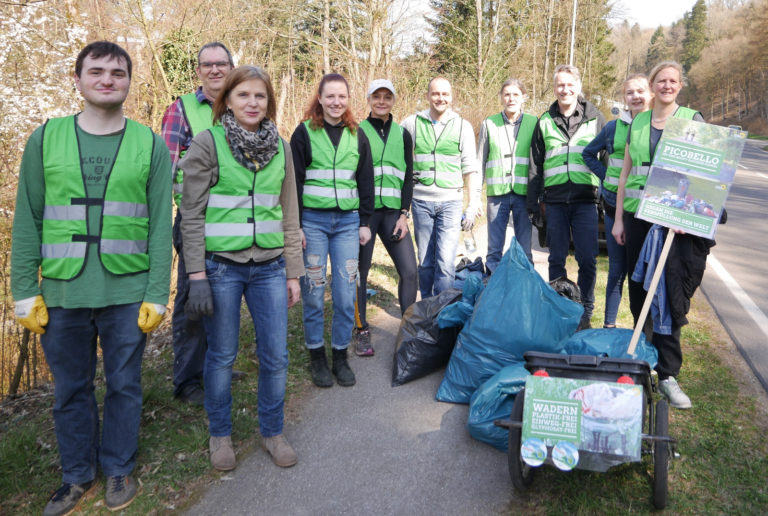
[1,0,766,397]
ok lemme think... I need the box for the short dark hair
[197,42,234,67]
[75,41,132,78]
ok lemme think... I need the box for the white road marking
[757,172,768,180]
[708,253,768,339]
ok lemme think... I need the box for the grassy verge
[2,234,767,514]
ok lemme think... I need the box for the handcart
[495,351,675,510]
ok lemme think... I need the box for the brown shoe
[261,434,298,468]
[209,435,236,471]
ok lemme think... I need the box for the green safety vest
[174,92,214,206]
[40,116,153,280]
[539,112,600,189]
[359,119,406,209]
[603,119,630,194]
[624,106,699,213]
[484,113,537,196]
[413,115,463,188]
[204,126,285,251]
[302,120,360,210]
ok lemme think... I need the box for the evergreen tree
[646,26,669,71]
[682,0,708,72]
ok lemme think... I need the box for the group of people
[10,38,714,516]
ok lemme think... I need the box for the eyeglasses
[199,61,231,71]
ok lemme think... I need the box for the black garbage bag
[549,276,582,304]
[392,289,463,387]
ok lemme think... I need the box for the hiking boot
[577,315,592,332]
[175,384,204,406]
[659,377,692,409]
[261,434,298,468]
[43,480,94,516]
[354,328,374,357]
[309,347,333,388]
[331,347,356,386]
[105,475,137,511]
[209,435,236,471]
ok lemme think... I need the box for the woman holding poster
[612,61,709,410]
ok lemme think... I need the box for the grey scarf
[221,110,280,172]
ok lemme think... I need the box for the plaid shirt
[161,87,213,171]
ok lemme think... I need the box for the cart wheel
[508,388,535,491]
[653,399,669,510]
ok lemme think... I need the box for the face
[226,78,269,132]
[554,72,581,110]
[196,46,232,98]
[652,67,682,105]
[318,80,349,124]
[367,88,395,120]
[74,53,131,110]
[623,79,652,116]
[427,79,452,116]
[500,85,525,116]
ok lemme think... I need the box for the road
[700,138,768,392]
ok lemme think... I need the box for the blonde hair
[648,61,685,87]
[622,73,649,92]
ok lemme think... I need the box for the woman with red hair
[290,74,374,388]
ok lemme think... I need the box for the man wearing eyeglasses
[161,42,233,405]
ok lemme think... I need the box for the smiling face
[74,53,131,110]
[196,46,232,100]
[367,88,395,120]
[226,78,269,132]
[554,72,581,112]
[623,78,652,117]
[651,66,683,106]
[318,80,349,125]
[500,84,525,118]
[427,78,452,119]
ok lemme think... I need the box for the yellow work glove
[137,302,166,333]
[15,295,49,334]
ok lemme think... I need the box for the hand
[299,228,306,250]
[359,226,371,246]
[186,278,214,320]
[138,302,166,333]
[392,214,409,241]
[15,295,48,334]
[286,278,301,308]
[461,210,475,231]
[611,217,625,246]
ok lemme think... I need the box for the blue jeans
[172,211,206,396]
[203,256,288,438]
[40,303,146,484]
[411,198,462,298]
[486,192,533,272]
[545,202,598,320]
[301,209,360,350]
[603,210,626,326]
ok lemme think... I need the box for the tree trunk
[322,0,331,74]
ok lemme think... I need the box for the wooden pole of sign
[627,231,676,356]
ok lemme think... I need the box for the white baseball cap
[367,79,396,97]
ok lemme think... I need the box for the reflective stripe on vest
[539,113,600,188]
[413,116,463,188]
[624,106,698,213]
[359,119,406,209]
[204,126,285,251]
[41,116,153,280]
[174,93,214,206]
[302,120,360,210]
[603,120,630,194]
[484,112,536,196]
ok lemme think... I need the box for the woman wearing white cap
[353,79,417,356]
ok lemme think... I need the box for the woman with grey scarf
[179,66,304,471]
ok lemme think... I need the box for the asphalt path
[700,138,768,392]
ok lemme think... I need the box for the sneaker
[105,475,137,511]
[175,384,204,406]
[308,347,333,388]
[209,435,236,471]
[659,377,692,409]
[43,481,94,516]
[331,347,356,386]
[261,434,298,468]
[354,328,374,357]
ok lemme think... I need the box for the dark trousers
[357,209,418,328]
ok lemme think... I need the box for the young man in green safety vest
[401,77,481,298]
[161,42,233,405]
[11,41,172,515]
[526,64,605,330]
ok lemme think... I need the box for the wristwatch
[400,209,410,219]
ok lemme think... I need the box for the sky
[614,0,698,28]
